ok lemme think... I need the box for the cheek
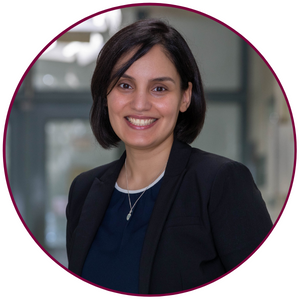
[107,103,121,130]
[157,99,181,120]
[107,95,124,117]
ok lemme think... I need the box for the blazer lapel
[139,139,192,294]
[69,153,126,275]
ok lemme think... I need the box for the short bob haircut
[90,18,206,149]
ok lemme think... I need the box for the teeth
[127,117,156,126]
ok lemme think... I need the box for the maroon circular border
[2,2,297,297]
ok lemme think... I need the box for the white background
[1,1,299,299]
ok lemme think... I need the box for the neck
[119,136,173,190]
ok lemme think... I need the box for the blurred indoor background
[5,5,294,268]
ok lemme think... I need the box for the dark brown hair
[90,18,206,149]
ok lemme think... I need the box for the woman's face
[107,45,192,151]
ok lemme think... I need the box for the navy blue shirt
[81,172,164,293]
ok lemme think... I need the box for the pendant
[126,213,131,221]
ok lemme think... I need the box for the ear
[179,82,192,113]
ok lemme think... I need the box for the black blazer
[66,139,273,294]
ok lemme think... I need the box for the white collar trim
[115,171,165,194]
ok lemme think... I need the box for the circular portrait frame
[2,1,298,299]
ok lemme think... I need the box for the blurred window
[45,119,119,265]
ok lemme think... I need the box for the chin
[123,134,174,151]
[125,139,155,149]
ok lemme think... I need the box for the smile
[126,117,157,126]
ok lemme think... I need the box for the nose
[130,89,152,111]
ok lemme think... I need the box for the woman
[66,18,273,295]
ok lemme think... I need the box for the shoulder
[69,158,121,205]
[170,139,253,188]
[189,146,234,168]
[182,145,257,202]
[66,158,121,232]
[187,146,250,179]
[187,148,264,213]
[186,147,272,217]
[71,159,119,189]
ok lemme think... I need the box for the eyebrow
[121,73,176,84]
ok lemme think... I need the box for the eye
[119,83,132,89]
[153,86,166,92]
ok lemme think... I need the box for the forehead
[113,45,176,76]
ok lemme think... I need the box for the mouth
[126,117,157,127]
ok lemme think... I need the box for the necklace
[125,159,147,221]
[124,159,165,221]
